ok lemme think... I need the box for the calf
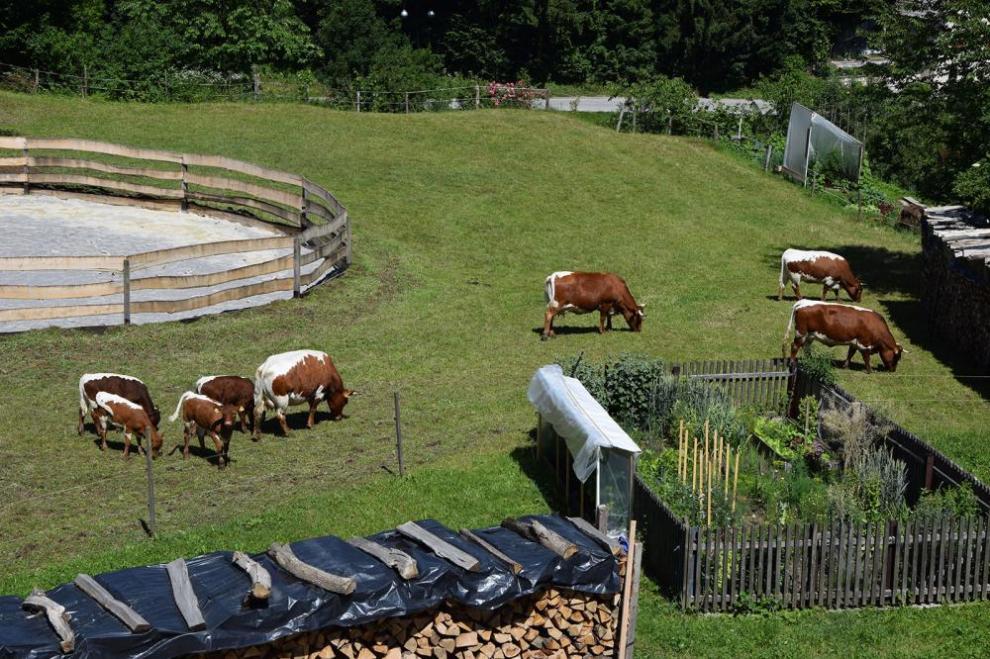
[79,373,161,442]
[94,392,163,458]
[196,375,254,433]
[778,249,862,302]
[169,392,238,468]
[784,300,904,373]
[253,350,354,439]
[542,271,645,339]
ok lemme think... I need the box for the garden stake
[732,451,741,513]
[707,449,713,526]
[724,445,731,497]
[692,437,699,493]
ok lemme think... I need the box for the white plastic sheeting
[528,365,641,535]
[783,103,864,183]
[528,365,641,482]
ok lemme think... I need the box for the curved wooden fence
[0,137,351,328]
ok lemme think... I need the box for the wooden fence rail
[0,137,351,328]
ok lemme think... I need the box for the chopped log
[566,516,621,555]
[268,543,357,595]
[165,559,207,631]
[232,551,273,601]
[347,537,419,580]
[501,518,578,559]
[73,573,151,633]
[22,589,75,653]
[397,522,481,572]
[459,529,523,574]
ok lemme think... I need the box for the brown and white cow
[252,350,354,439]
[169,392,238,468]
[778,249,862,302]
[95,391,163,458]
[542,271,645,340]
[196,375,254,433]
[79,373,161,444]
[784,300,904,373]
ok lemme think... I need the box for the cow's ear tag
[344,389,356,398]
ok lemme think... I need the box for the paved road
[539,96,772,114]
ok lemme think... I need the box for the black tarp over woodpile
[921,205,990,372]
[0,516,618,659]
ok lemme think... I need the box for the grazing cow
[542,271,645,340]
[169,392,238,468]
[78,373,161,444]
[784,300,904,373]
[196,375,254,433]
[778,249,862,302]
[94,392,163,458]
[253,350,354,439]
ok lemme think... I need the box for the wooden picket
[671,515,989,611]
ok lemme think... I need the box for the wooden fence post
[82,63,88,97]
[33,68,40,93]
[394,391,405,476]
[667,114,673,135]
[356,90,361,112]
[292,237,301,298]
[122,257,131,325]
[925,453,935,491]
[475,85,480,109]
[144,430,156,537]
[405,92,410,113]
[544,89,551,110]
[21,141,29,194]
[252,70,261,100]
[632,105,637,133]
[597,505,609,534]
[616,106,626,132]
[764,144,773,172]
[180,157,188,212]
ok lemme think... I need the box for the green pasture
[0,92,986,654]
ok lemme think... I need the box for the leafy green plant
[753,417,799,460]
[913,482,980,521]
[798,346,836,387]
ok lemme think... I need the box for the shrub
[846,446,908,521]
[557,353,667,429]
[913,482,980,521]
[820,401,891,467]
[798,346,836,387]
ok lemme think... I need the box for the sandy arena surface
[0,194,332,332]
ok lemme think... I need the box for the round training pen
[0,137,351,332]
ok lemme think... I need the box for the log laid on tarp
[347,537,419,580]
[165,559,207,631]
[268,542,357,595]
[73,573,151,633]
[22,589,75,653]
[232,551,272,601]
[396,521,481,572]
[502,518,579,559]
[567,516,622,556]
[459,528,523,575]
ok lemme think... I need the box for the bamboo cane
[678,422,685,482]
[706,449,713,526]
[724,445,731,497]
[692,437,699,493]
[732,450,741,513]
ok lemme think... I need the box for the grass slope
[1,93,987,654]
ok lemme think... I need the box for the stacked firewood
[193,584,623,659]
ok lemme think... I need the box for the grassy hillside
[1,93,987,653]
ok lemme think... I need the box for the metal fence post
[123,257,131,325]
[394,391,405,476]
[144,432,156,537]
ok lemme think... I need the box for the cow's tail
[78,377,90,416]
[782,303,798,357]
[169,391,194,423]
[779,252,788,289]
[253,367,267,412]
[544,274,555,307]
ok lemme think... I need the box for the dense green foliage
[1,0,878,92]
